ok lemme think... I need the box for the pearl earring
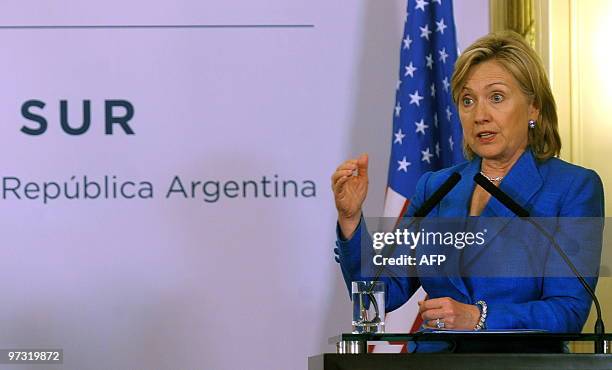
[528,119,536,129]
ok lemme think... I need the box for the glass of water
[351,281,385,333]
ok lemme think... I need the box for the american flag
[376,0,464,353]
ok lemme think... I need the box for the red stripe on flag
[396,199,411,226]
[387,200,423,353]
[410,306,425,333]
[387,341,409,353]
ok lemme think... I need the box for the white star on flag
[396,79,402,90]
[403,35,413,50]
[435,142,440,157]
[446,105,453,121]
[449,136,455,151]
[426,53,434,69]
[436,18,447,34]
[414,119,429,135]
[421,147,434,163]
[442,77,450,91]
[395,102,402,117]
[430,83,436,97]
[420,24,432,40]
[394,128,406,144]
[404,62,417,77]
[434,113,438,127]
[397,156,411,172]
[439,48,449,63]
[415,0,429,12]
[432,0,442,4]
[409,90,424,106]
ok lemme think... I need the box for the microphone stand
[474,173,608,354]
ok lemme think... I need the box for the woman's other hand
[419,297,481,330]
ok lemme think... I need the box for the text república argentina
[1,175,316,204]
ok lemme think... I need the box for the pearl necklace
[480,171,503,182]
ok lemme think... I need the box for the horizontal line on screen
[0,24,315,30]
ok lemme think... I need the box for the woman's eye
[491,93,504,103]
[462,97,473,106]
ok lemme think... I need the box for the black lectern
[308,333,612,370]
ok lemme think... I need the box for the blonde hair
[451,31,561,161]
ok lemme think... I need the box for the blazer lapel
[438,157,481,217]
[493,149,543,216]
[462,149,544,269]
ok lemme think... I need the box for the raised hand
[331,153,369,238]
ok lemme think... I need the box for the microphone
[363,173,461,324]
[413,172,462,217]
[474,173,606,353]
[377,171,461,274]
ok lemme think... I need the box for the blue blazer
[336,149,605,333]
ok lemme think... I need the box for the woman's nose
[473,100,490,124]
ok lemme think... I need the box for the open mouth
[476,131,496,142]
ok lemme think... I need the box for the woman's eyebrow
[462,81,509,91]
[487,81,509,88]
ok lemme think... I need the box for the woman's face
[458,60,539,162]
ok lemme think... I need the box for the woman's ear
[528,99,540,121]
